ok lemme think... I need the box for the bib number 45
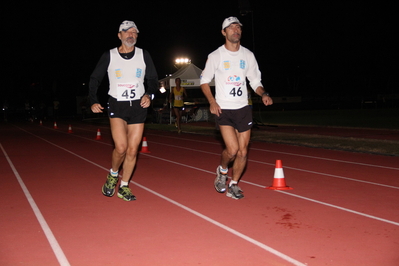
[121,89,136,99]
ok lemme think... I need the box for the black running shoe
[102,174,119,197]
[226,184,244,200]
[118,186,136,201]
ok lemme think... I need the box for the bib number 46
[229,87,243,97]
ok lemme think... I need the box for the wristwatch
[262,92,270,97]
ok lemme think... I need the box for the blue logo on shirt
[240,60,246,69]
[136,68,142,78]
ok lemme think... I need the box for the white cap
[119,20,139,33]
[222,17,242,30]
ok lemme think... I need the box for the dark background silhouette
[2,1,397,117]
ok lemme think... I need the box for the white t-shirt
[107,47,146,101]
[200,45,263,109]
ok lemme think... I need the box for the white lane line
[15,129,306,265]
[139,154,399,226]
[20,126,399,225]
[17,127,399,235]
[147,141,399,190]
[0,144,71,266]
[277,190,399,227]
[250,147,399,171]
[249,158,399,190]
[148,133,399,171]
[22,127,399,229]
[132,181,307,266]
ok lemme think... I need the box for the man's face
[118,28,138,47]
[222,23,242,43]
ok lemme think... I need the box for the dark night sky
[3,1,397,106]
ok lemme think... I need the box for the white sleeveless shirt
[107,47,146,101]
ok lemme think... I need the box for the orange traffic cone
[95,129,102,140]
[67,124,73,133]
[139,137,151,153]
[266,160,293,190]
[53,121,58,129]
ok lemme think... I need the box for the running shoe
[214,166,228,193]
[102,174,119,197]
[118,186,136,201]
[226,184,244,199]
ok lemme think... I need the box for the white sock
[229,180,238,187]
[120,181,129,187]
[110,168,118,177]
[219,165,228,174]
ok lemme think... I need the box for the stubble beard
[123,37,136,47]
[228,34,241,44]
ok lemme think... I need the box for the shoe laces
[231,184,243,194]
[120,186,132,195]
[107,176,118,187]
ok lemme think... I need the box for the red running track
[1,120,398,266]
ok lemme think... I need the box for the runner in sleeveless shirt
[89,20,158,201]
[169,77,187,133]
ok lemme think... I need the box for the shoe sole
[226,192,244,200]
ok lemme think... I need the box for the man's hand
[262,95,273,106]
[210,101,222,117]
[91,103,104,113]
[140,94,151,108]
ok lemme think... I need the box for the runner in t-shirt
[200,17,273,199]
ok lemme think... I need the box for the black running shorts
[107,97,147,124]
[217,105,253,133]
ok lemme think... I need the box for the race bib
[116,83,140,101]
[225,75,245,98]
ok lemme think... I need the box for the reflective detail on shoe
[226,184,244,199]
[102,174,119,197]
[118,186,136,201]
[214,166,227,193]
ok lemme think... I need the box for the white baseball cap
[119,20,139,33]
[222,17,242,30]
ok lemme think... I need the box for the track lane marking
[17,126,399,223]
[0,144,71,266]
[14,127,306,265]
[148,141,399,190]
[148,133,399,170]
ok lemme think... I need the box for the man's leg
[117,123,144,201]
[102,117,128,197]
[110,118,128,173]
[120,123,145,183]
[219,125,251,199]
[231,129,251,182]
[219,125,239,169]
[213,125,239,193]
[173,108,182,132]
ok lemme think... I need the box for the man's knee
[225,147,238,159]
[237,149,248,159]
[114,144,127,156]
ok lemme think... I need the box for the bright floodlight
[175,58,191,64]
